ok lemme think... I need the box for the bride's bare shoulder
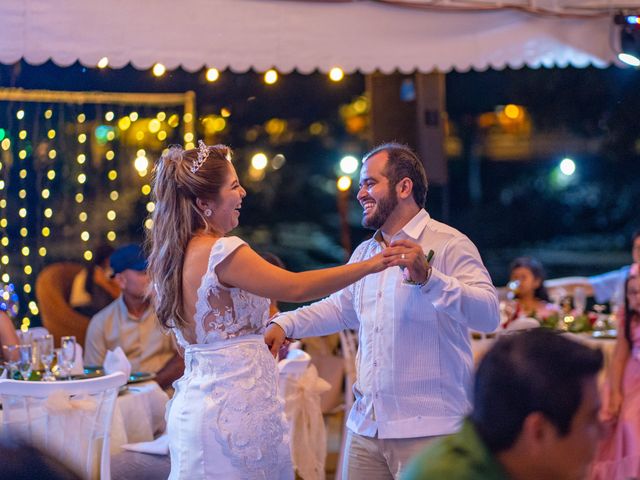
[184,235,220,264]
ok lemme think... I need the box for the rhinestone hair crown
[191,140,209,173]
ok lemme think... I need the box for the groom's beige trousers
[341,429,440,480]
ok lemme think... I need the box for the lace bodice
[173,236,269,349]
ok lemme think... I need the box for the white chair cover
[278,350,331,480]
[0,372,127,479]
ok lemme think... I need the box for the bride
[146,141,392,479]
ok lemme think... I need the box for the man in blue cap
[84,244,183,389]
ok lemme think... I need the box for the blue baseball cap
[110,244,148,276]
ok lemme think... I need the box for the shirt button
[374,326,379,333]
[377,291,382,298]
[373,361,377,367]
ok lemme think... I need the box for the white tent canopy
[0,0,633,73]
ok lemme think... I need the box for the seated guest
[0,310,18,355]
[84,244,183,389]
[546,229,640,306]
[70,243,120,317]
[505,256,558,325]
[402,329,603,480]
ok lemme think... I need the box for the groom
[265,143,500,479]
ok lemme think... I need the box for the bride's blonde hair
[145,143,232,330]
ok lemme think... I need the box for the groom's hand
[264,322,287,358]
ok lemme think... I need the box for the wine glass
[38,335,55,382]
[17,344,33,381]
[2,344,20,379]
[60,336,76,380]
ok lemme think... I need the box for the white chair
[0,372,127,480]
[335,329,358,479]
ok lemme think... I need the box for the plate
[591,330,617,340]
[128,372,156,384]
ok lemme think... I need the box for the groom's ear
[397,177,413,200]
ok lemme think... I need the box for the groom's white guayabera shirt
[274,209,499,439]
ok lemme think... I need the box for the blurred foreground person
[403,329,603,480]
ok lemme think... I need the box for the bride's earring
[204,208,213,217]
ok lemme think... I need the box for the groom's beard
[362,188,398,230]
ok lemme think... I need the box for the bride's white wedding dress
[166,236,293,479]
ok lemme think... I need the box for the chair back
[0,372,127,480]
[35,262,90,346]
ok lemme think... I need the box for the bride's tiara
[190,140,209,173]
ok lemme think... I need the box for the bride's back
[178,235,269,346]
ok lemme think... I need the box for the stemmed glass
[38,335,55,381]
[17,344,33,381]
[60,336,76,380]
[2,344,20,379]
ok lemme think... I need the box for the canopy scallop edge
[0,0,624,73]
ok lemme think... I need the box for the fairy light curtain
[0,89,195,330]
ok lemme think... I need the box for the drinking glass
[60,336,76,380]
[573,287,587,315]
[2,344,20,379]
[38,335,55,381]
[17,344,33,381]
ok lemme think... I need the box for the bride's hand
[368,250,393,273]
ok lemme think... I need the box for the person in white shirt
[545,230,640,306]
[265,143,500,479]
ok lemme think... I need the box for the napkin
[103,347,132,379]
[121,433,169,455]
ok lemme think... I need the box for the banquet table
[471,332,617,383]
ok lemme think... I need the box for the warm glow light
[146,202,155,212]
[105,111,115,122]
[157,112,166,121]
[152,63,166,77]
[44,208,53,218]
[18,150,27,160]
[129,111,139,121]
[47,170,56,180]
[1,274,9,283]
[79,212,88,222]
[18,208,27,218]
[77,113,86,123]
[24,265,32,275]
[107,210,116,221]
[48,150,57,159]
[0,256,8,265]
[251,153,268,170]
[21,246,29,256]
[141,184,151,195]
[81,231,90,242]
[19,169,27,179]
[329,67,344,82]
[18,189,26,199]
[41,189,50,199]
[77,154,86,164]
[107,231,117,241]
[145,218,154,230]
[206,68,220,82]
[184,132,194,143]
[75,193,84,203]
[77,173,87,184]
[1,139,10,150]
[118,117,131,131]
[0,238,7,247]
[264,69,278,85]
[504,104,521,120]
[19,228,27,237]
[78,133,87,144]
[148,119,161,133]
[110,191,119,201]
[337,175,352,192]
[19,130,27,140]
[84,250,93,261]
[47,129,56,139]
[108,170,118,181]
[23,285,31,294]
[221,108,231,118]
[39,247,47,257]
[0,219,6,228]
[16,110,24,120]
[44,109,53,119]
[41,227,50,237]
[97,56,109,69]
[106,150,115,161]
[340,155,359,175]
[134,155,149,172]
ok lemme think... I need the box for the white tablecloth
[110,381,169,453]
